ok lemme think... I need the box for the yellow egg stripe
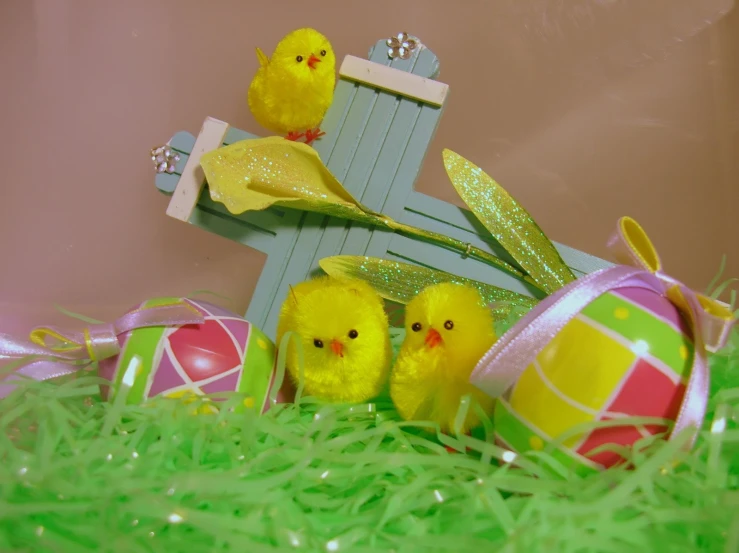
[515,316,638,428]
[512,362,600,449]
[532,360,602,418]
[494,399,602,474]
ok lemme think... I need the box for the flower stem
[383,219,542,291]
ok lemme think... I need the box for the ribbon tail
[671,342,708,450]
[694,293,737,353]
[0,330,95,400]
[1,332,84,359]
[0,358,84,399]
[669,288,714,446]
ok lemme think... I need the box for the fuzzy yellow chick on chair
[391,282,498,435]
[276,276,392,404]
[248,28,336,146]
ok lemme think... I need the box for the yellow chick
[248,28,336,146]
[390,282,497,434]
[276,276,392,403]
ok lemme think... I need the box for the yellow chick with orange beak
[248,28,336,146]
[276,276,392,403]
[390,282,497,434]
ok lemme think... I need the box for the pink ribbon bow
[0,299,205,398]
[471,216,736,448]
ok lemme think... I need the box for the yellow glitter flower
[200,137,525,281]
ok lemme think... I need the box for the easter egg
[98,297,282,413]
[493,286,693,472]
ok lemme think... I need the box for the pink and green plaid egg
[98,297,278,413]
[494,286,693,472]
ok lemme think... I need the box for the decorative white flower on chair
[386,33,419,60]
[151,145,181,174]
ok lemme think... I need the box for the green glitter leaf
[443,149,577,294]
[319,255,537,325]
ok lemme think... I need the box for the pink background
[1,0,737,337]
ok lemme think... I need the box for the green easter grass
[1,303,738,551]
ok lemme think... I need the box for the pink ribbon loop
[86,324,120,360]
[0,300,205,398]
[471,216,736,449]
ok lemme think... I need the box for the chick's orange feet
[304,128,325,145]
[285,131,305,141]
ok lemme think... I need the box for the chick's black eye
[320,49,327,56]
[348,329,358,339]
[296,55,303,62]
[313,339,323,348]
[444,320,454,330]
[411,322,422,332]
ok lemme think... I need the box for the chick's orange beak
[425,328,442,349]
[307,54,321,69]
[331,339,344,358]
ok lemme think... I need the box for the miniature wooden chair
[155,35,611,339]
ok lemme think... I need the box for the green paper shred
[1,273,737,552]
[0,325,737,552]
[52,305,104,325]
[184,289,237,306]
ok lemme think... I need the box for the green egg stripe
[113,298,180,404]
[494,400,599,476]
[236,326,276,414]
[580,293,693,378]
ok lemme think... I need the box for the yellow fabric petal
[200,137,375,224]
[200,139,544,282]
